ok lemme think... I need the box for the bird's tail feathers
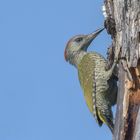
[97,110,114,133]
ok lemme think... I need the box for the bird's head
[64,28,104,63]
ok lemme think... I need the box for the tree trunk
[104,0,140,140]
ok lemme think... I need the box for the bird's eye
[75,37,83,42]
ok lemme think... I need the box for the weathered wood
[104,0,140,139]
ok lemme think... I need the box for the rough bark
[104,0,140,140]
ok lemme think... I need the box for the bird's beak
[83,27,104,50]
[87,27,104,41]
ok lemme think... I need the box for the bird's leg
[105,45,134,90]
[105,46,121,80]
[105,44,115,71]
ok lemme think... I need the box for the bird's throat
[69,51,87,68]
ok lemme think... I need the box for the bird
[64,28,118,133]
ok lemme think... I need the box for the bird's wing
[78,53,103,126]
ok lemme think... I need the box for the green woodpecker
[64,28,118,133]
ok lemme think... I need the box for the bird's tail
[106,117,114,133]
[97,110,114,133]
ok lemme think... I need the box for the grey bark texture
[104,0,140,140]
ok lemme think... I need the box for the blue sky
[0,0,112,140]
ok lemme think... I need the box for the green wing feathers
[78,53,116,133]
[78,53,99,123]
